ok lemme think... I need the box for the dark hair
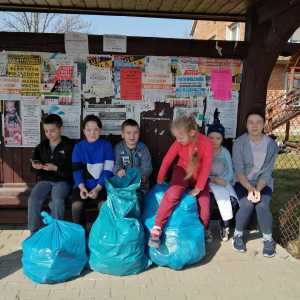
[245,109,265,123]
[121,119,139,130]
[43,114,63,128]
[82,115,102,129]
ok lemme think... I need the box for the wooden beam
[256,0,300,24]
[0,3,246,20]
[0,32,249,58]
[237,3,300,136]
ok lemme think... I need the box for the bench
[0,183,99,224]
[0,183,258,230]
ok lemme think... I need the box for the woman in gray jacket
[232,110,279,257]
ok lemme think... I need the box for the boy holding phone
[28,114,74,235]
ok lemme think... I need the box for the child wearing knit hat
[204,122,238,243]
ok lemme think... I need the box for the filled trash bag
[142,184,205,270]
[22,212,88,283]
[87,168,152,276]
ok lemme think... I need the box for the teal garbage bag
[22,212,88,283]
[87,168,152,276]
[142,184,205,270]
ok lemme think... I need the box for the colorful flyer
[0,77,21,100]
[120,69,142,101]
[142,73,172,95]
[7,54,41,98]
[198,58,242,74]
[211,69,232,100]
[175,75,206,97]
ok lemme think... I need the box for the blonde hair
[171,114,199,180]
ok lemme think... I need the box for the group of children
[29,108,278,259]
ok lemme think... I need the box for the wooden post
[285,121,290,141]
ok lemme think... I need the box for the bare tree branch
[0,12,95,34]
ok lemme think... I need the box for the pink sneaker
[148,228,162,248]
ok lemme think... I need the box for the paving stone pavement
[1,222,300,300]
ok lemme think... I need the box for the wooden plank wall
[0,32,248,184]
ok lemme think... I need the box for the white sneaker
[218,219,229,242]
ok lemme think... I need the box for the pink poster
[120,68,142,101]
[211,69,232,100]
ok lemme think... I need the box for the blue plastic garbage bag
[22,212,88,283]
[87,168,152,276]
[142,184,205,270]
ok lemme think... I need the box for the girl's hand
[211,177,227,187]
[188,188,201,197]
[30,159,43,169]
[89,185,102,199]
[79,184,88,199]
[117,169,126,178]
[247,188,261,203]
[42,163,58,171]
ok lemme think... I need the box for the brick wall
[193,21,245,41]
[267,64,286,91]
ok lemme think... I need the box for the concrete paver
[0,222,300,300]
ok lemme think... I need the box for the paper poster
[41,56,73,106]
[198,58,242,74]
[83,104,129,135]
[0,77,21,100]
[103,34,127,53]
[145,56,172,74]
[120,68,142,101]
[65,32,89,62]
[7,54,41,98]
[211,69,232,100]
[3,100,40,147]
[175,75,206,97]
[114,55,145,102]
[205,91,239,138]
[142,73,172,95]
[0,52,7,76]
[87,64,114,99]
[173,106,204,127]
[87,55,113,68]
[48,105,81,139]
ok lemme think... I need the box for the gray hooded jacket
[112,140,153,194]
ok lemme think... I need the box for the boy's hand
[117,169,126,178]
[30,159,43,169]
[211,177,227,187]
[142,174,147,183]
[157,181,163,184]
[188,188,201,197]
[79,183,88,199]
[42,163,58,171]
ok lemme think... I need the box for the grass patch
[272,153,300,221]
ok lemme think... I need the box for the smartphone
[32,160,43,164]
[85,193,92,197]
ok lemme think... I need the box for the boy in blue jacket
[112,119,153,210]
[72,115,114,231]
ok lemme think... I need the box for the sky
[82,15,194,39]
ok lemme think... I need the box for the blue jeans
[28,181,71,233]
[208,192,238,229]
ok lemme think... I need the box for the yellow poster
[7,54,41,98]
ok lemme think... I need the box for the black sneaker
[218,219,229,242]
[205,227,213,244]
[262,239,276,258]
[232,234,246,252]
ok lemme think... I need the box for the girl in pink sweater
[148,114,214,248]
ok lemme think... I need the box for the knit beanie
[207,122,225,138]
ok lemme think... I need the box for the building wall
[193,21,245,41]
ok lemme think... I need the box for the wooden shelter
[1,0,300,223]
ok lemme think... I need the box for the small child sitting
[112,119,153,210]
[205,122,238,243]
